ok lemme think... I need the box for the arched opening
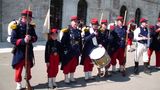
[120,5,127,18]
[77,0,87,25]
[50,0,63,29]
[135,8,141,27]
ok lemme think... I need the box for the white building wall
[62,0,79,28]
[1,0,160,42]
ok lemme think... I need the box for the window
[77,0,87,25]
[120,5,127,18]
[135,8,141,27]
[50,0,63,29]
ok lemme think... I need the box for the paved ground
[0,41,160,90]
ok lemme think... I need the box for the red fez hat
[158,18,160,21]
[50,28,58,33]
[101,19,108,24]
[110,25,115,31]
[140,18,148,23]
[71,16,78,21]
[130,18,135,23]
[116,16,123,20]
[91,18,99,25]
[21,9,33,17]
[127,18,135,25]
[149,25,154,29]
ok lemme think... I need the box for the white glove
[24,35,31,43]
[142,37,148,40]
[127,29,130,33]
[93,31,98,36]
[98,44,103,47]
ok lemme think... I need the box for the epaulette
[61,28,68,33]
[82,27,89,32]
[10,23,17,30]
[99,28,105,32]
[30,22,36,28]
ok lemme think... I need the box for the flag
[43,8,50,40]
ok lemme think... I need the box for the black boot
[97,68,103,77]
[148,62,151,69]
[134,62,139,75]
[120,65,126,77]
[104,70,112,77]
[144,62,151,75]
[121,70,126,77]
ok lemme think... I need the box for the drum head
[89,46,105,60]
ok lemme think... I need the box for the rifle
[123,10,127,26]
[24,2,32,90]
[121,10,128,76]
[123,10,128,63]
[147,25,151,48]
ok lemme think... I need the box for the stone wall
[0,0,2,41]
[122,0,160,24]
[62,0,79,28]
[1,0,160,42]
[2,0,49,41]
[86,0,111,25]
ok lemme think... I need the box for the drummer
[80,18,99,81]
[97,19,112,77]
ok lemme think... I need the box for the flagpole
[43,0,50,40]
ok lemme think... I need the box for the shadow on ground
[32,65,159,90]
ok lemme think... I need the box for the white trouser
[135,42,148,62]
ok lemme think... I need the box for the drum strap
[89,28,98,46]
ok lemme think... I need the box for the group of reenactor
[9,9,160,89]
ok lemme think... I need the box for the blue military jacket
[10,21,37,68]
[80,28,97,65]
[45,39,63,63]
[149,25,160,51]
[97,29,120,56]
[61,25,82,69]
[114,26,127,48]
